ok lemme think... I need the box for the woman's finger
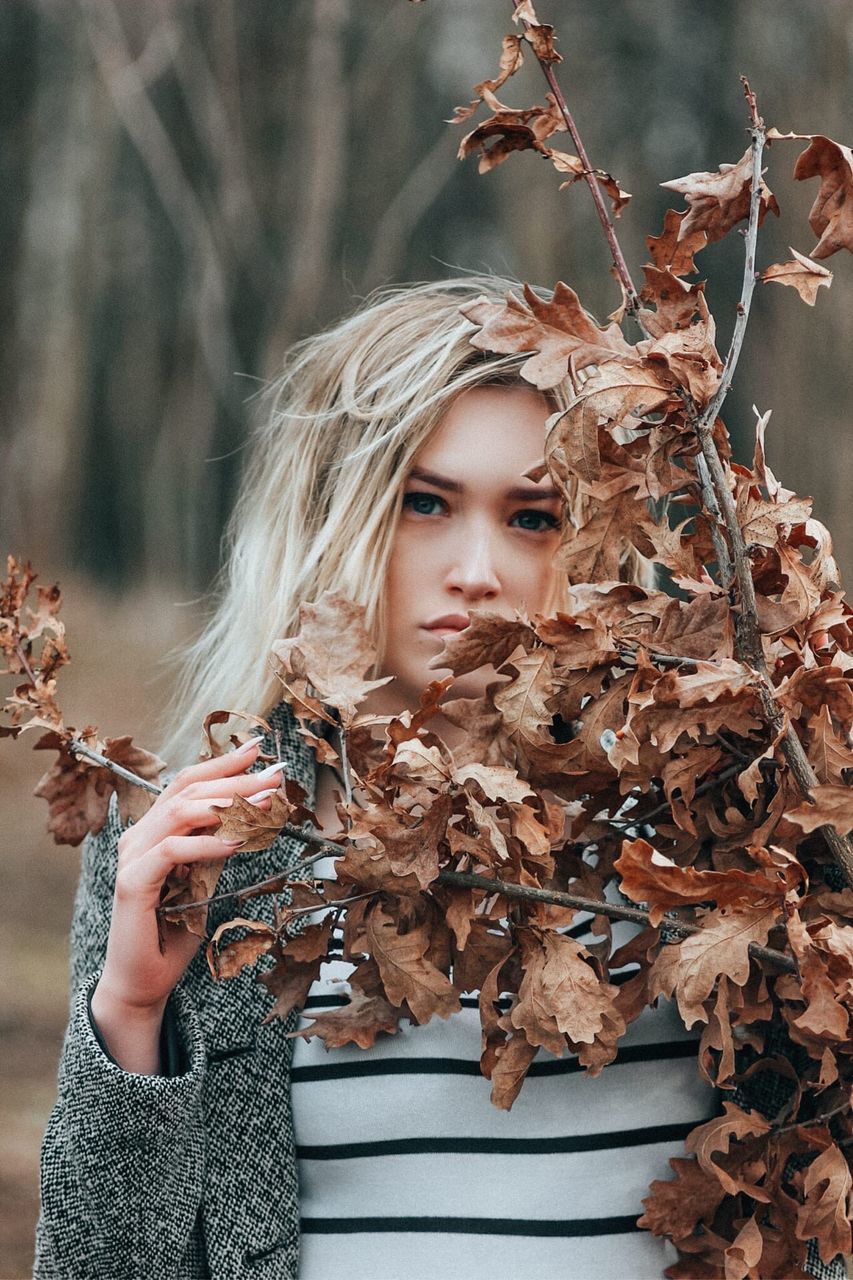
[115,833,242,900]
[161,738,262,797]
[120,790,277,857]
[175,759,289,804]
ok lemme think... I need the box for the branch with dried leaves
[6,4,853,1268]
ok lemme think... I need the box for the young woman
[34,278,836,1280]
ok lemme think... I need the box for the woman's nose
[444,528,501,600]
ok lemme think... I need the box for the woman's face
[374,384,563,716]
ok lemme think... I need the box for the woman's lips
[423,613,470,636]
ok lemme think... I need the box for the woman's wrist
[90,977,168,1075]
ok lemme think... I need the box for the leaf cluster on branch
[4,1,853,1273]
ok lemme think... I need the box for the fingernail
[247,786,278,804]
[235,737,260,753]
[221,837,244,846]
[256,760,288,779]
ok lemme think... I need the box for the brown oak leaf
[272,592,392,726]
[489,1030,538,1110]
[429,611,535,677]
[646,208,707,275]
[511,929,620,1052]
[684,1102,771,1199]
[762,248,833,305]
[786,133,853,259]
[261,945,323,1023]
[512,2,561,64]
[214,787,302,853]
[661,148,780,242]
[786,784,853,837]
[456,93,564,173]
[794,1142,853,1262]
[614,838,781,926]
[723,1216,763,1280]
[638,1156,726,1240]
[289,987,402,1050]
[461,282,634,390]
[366,902,460,1023]
[206,918,276,979]
[649,905,778,1027]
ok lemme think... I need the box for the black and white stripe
[291,875,713,1280]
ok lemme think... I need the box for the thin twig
[604,762,743,830]
[15,642,39,687]
[615,638,708,670]
[769,1100,850,1140]
[69,737,162,795]
[695,453,734,585]
[158,832,794,973]
[509,0,640,318]
[337,724,354,807]
[158,840,342,919]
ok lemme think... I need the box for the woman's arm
[34,741,276,1280]
[34,801,209,1279]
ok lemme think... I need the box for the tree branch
[155,827,794,974]
[69,737,162,795]
[684,84,853,888]
[63,693,834,958]
[438,869,794,971]
[510,0,640,317]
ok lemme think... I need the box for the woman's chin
[433,665,503,705]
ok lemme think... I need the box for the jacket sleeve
[34,796,210,1280]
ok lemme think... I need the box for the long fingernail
[247,786,278,804]
[256,760,288,780]
[235,737,260,753]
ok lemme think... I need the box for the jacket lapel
[187,702,317,1278]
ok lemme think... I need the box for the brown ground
[0,578,195,1278]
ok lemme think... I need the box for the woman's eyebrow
[408,466,463,493]
[408,465,560,501]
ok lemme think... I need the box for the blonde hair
[161,275,629,765]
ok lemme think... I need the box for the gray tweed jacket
[35,703,316,1280]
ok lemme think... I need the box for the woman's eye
[511,509,560,532]
[403,491,447,517]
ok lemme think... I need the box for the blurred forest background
[2,0,852,1272]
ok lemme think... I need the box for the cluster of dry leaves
[5,2,853,1274]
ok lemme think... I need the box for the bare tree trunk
[265,0,350,359]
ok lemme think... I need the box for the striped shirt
[291,863,713,1279]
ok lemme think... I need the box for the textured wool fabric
[35,699,844,1280]
[35,703,316,1280]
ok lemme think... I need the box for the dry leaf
[649,905,778,1027]
[289,987,402,1049]
[511,929,620,1051]
[762,248,832,305]
[614,838,781,925]
[661,148,780,242]
[787,784,853,836]
[366,902,460,1023]
[794,1142,852,1261]
[207,918,276,978]
[684,1102,771,1198]
[639,1156,726,1240]
[462,282,634,390]
[272,592,392,726]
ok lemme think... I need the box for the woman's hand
[89,738,283,1072]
